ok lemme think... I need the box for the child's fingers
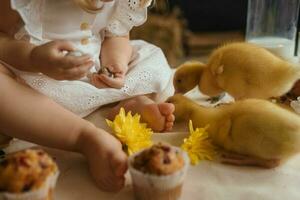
[90,73,110,88]
[98,74,125,89]
[58,55,92,69]
[113,176,126,191]
[54,40,76,52]
[98,176,122,192]
[105,176,125,192]
[62,61,94,80]
[108,153,127,190]
[111,152,128,177]
[106,64,128,75]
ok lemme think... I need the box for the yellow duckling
[174,42,300,100]
[168,94,300,168]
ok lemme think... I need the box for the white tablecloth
[4,89,300,200]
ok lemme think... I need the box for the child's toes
[166,121,174,128]
[167,114,175,123]
[94,175,112,192]
[90,74,108,88]
[158,103,175,116]
[165,122,174,132]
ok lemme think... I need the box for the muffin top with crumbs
[0,149,57,193]
[133,143,184,175]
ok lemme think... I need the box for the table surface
[4,89,300,200]
[7,135,300,200]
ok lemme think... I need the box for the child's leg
[0,64,127,191]
[109,73,175,132]
[109,95,175,132]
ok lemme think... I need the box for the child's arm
[0,34,94,80]
[0,1,127,191]
[101,35,132,73]
[91,35,133,89]
[90,0,152,89]
[0,0,35,72]
[0,0,93,80]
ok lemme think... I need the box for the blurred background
[131,0,300,67]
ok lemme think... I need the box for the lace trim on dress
[105,0,150,36]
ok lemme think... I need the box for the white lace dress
[6,0,172,117]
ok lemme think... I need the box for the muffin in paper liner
[128,144,190,200]
[0,171,59,200]
[0,149,59,200]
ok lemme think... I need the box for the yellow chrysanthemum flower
[106,108,153,155]
[181,120,218,165]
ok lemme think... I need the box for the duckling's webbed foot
[220,152,280,169]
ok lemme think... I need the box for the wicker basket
[131,9,185,67]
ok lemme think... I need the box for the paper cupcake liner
[129,147,189,200]
[291,97,300,114]
[0,170,59,200]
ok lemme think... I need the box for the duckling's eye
[177,79,182,83]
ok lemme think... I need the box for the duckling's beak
[166,96,173,104]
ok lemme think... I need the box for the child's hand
[90,63,128,89]
[79,127,128,192]
[30,40,94,80]
[91,36,132,89]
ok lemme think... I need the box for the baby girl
[0,0,174,192]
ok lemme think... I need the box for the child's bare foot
[141,103,175,132]
[109,96,175,132]
[79,126,128,192]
